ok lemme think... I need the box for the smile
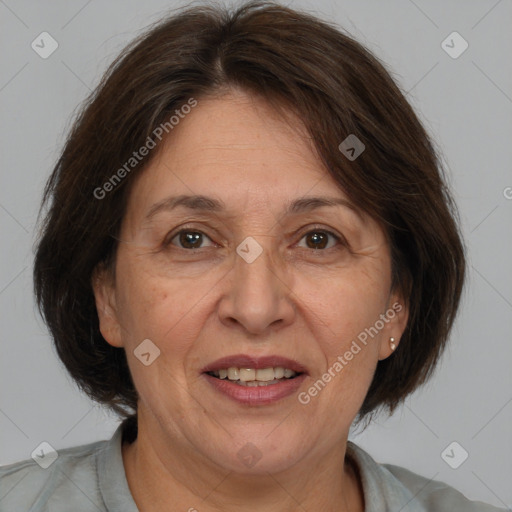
[207,367,300,386]
[202,355,308,405]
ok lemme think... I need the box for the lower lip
[203,373,307,405]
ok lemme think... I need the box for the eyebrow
[144,194,363,222]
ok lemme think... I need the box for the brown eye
[298,230,340,250]
[168,230,213,249]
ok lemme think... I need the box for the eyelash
[163,225,348,253]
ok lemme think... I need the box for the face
[94,89,408,475]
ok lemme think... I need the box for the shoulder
[0,437,110,512]
[383,462,506,512]
[346,441,506,512]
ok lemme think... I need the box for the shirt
[0,423,505,511]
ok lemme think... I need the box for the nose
[217,238,296,335]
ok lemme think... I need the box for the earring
[389,337,396,351]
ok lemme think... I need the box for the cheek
[301,265,390,346]
[114,252,219,357]
[311,265,390,399]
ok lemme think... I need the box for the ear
[377,291,409,361]
[91,263,124,348]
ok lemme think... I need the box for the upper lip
[202,354,308,374]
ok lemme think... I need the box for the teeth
[274,367,285,379]
[239,368,256,382]
[255,368,275,381]
[227,367,239,380]
[210,366,298,382]
[236,379,290,387]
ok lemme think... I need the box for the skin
[93,88,408,512]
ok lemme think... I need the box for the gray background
[1,0,511,508]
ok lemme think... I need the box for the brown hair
[33,0,465,433]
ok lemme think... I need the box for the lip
[201,354,308,406]
[203,372,307,405]
[201,354,308,374]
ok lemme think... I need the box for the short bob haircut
[33,0,465,434]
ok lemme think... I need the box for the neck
[121,415,364,512]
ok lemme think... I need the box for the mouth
[206,366,303,386]
[201,355,307,405]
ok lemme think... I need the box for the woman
[0,1,505,511]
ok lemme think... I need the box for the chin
[210,431,309,475]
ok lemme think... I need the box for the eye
[164,227,344,252]
[296,229,342,250]
[167,229,215,250]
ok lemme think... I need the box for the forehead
[124,90,355,221]
[175,90,312,150]
[168,92,322,174]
